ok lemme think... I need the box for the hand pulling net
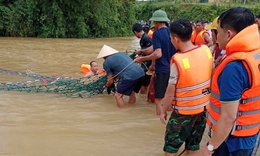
[0,69,107,98]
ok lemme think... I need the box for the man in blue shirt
[97,45,145,108]
[135,9,176,115]
[198,7,260,156]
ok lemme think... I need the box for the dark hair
[195,20,204,25]
[219,7,255,33]
[170,19,192,41]
[132,23,143,33]
[256,15,260,19]
[142,26,149,34]
[158,21,169,27]
[90,61,97,67]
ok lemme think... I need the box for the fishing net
[0,69,107,98]
[0,51,138,98]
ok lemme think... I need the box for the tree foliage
[0,0,260,38]
[0,0,136,38]
[134,1,260,24]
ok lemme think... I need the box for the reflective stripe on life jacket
[191,30,209,45]
[171,45,213,115]
[207,51,260,137]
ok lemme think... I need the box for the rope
[178,149,186,156]
[107,61,135,81]
[126,49,153,73]
[107,60,150,82]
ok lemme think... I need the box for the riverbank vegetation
[0,0,135,38]
[135,1,260,25]
[0,0,259,38]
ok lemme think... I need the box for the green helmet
[149,9,170,22]
[150,23,155,28]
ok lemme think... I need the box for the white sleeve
[169,63,178,85]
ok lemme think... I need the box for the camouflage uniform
[163,110,206,153]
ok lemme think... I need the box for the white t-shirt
[169,63,178,85]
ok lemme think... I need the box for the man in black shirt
[131,23,153,94]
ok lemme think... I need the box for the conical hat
[97,45,119,59]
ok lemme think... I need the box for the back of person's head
[219,7,255,33]
[142,26,150,34]
[132,23,143,33]
[170,19,192,42]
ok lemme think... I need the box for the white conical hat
[97,45,119,59]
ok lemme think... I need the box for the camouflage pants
[163,110,206,153]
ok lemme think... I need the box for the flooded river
[0,37,258,156]
[0,37,165,156]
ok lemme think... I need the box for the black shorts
[154,73,170,99]
[117,78,142,96]
[141,74,152,87]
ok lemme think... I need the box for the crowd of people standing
[95,6,260,156]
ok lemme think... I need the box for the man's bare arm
[208,100,239,149]
[106,74,114,87]
[136,46,153,55]
[134,48,162,63]
[203,33,213,47]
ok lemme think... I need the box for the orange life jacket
[81,64,91,74]
[191,30,209,45]
[148,30,154,39]
[207,24,260,137]
[81,64,106,75]
[97,70,106,75]
[171,45,213,115]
